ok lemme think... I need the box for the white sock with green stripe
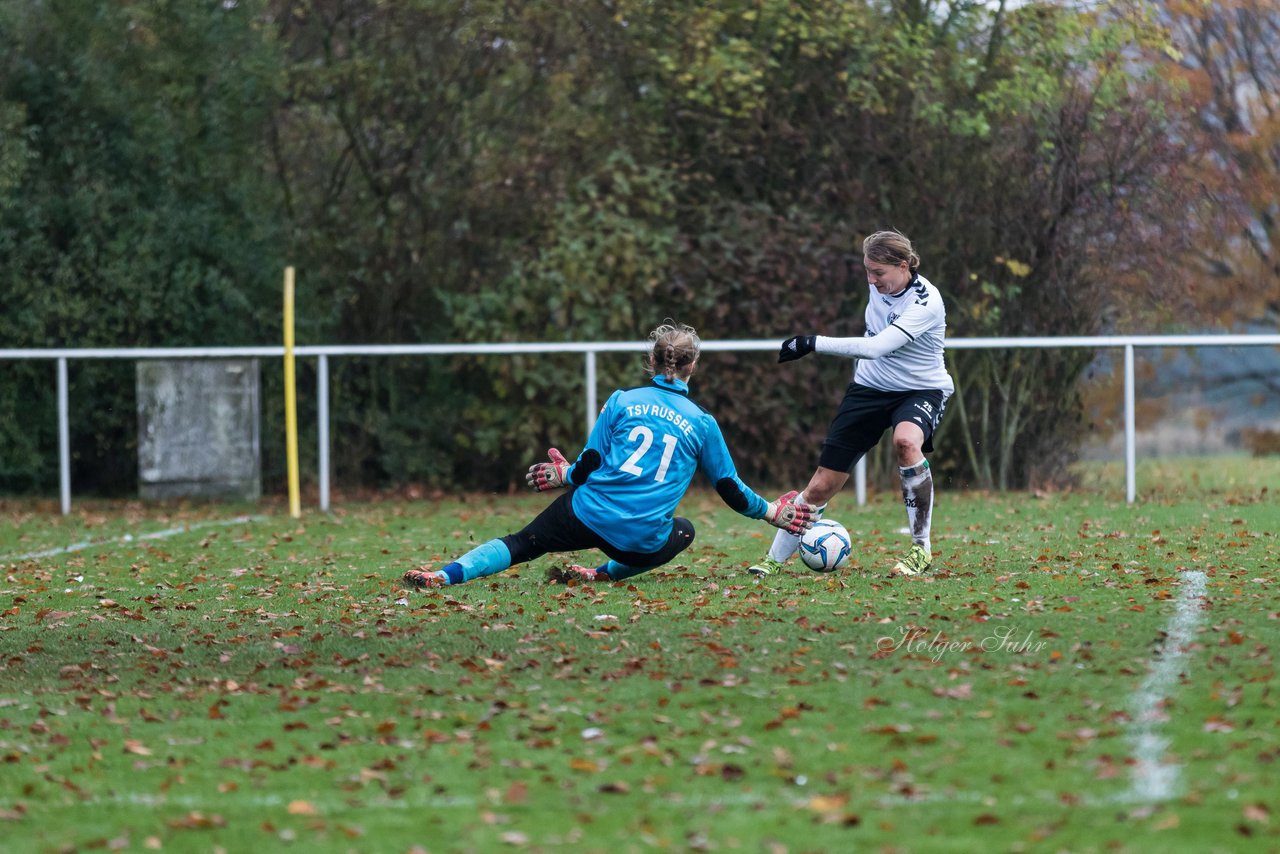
[899,460,933,555]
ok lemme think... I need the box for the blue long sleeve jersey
[564,376,770,554]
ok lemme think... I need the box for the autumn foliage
[1,0,1276,495]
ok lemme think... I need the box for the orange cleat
[547,564,606,584]
[403,568,446,589]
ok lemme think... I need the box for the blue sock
[602,560,652,581]
[444,539,512,585]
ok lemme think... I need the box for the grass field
[1,457,1277,853]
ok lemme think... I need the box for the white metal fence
[3,334,1278,514]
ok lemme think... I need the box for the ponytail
[647,321,701,381]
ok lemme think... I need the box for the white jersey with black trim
[854,274,954,397]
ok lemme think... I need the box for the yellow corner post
[284,266,301,518]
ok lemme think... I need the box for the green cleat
[747,556,785,578]
[893,544,933,576]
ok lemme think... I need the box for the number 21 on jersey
[620,426,678,482]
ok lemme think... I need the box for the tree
[1161,0,1280,324]
[265,0,684,487]
[617,0,1210,488]
[264,0,1232,491]
[0,0,284,493]
[2,0,1253,497]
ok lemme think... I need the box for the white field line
[1121,569,1208,804]
[81,786,1121,815]
[84,789,995,813]
[1,515,266,564]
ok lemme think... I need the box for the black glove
[778,335,816,363]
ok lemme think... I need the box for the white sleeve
[814,326,912,360]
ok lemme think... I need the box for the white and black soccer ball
[798,519,852,573]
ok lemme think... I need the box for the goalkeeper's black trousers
[502,489,695,578]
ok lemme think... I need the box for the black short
[502,490,695,570]
[818,384,947,472]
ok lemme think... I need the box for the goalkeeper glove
[526,448,570,491]
[778,335,816,363]
[763,490,817,534]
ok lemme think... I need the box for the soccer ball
[798,519,852,573]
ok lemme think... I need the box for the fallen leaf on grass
[1243,803,1270,824]
[1203,717,1235,733]
[123,740,151,756]
[806,793,850,814]
[166,812,225,830]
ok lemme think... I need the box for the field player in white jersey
[750,229,954,577]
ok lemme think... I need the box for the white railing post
[855,456,867,507]
[57,357,71,515]
[318,354,330,512]
[1124,343,1136,504]
[585,350,598,438]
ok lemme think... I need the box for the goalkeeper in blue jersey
[402,321,816,589]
